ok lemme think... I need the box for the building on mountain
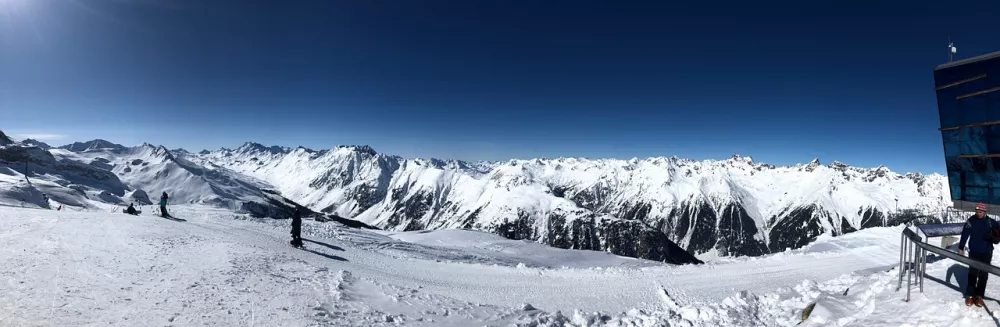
[935,50,1000,211]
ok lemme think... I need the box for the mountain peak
[59,139,127,152]
[337,145,378,156]
[808,158,821,165]
[236,142,290,155]
[728,154,754,163]
[21,139,52,150]
[0,130,13,146]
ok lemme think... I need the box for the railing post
[898,232,905,290]
[905,233,911,286]
[920,248,926,293]
[907,240,914,302]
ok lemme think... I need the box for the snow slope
[2,205,992,326]
[196,144,951,260]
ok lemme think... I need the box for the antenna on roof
[948,37,957,62]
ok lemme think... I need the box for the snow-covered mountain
[194,143,950,261]
[0,139,129,208]
[0,131,13,146]
[58,139,128,153]
[21,139,52,150]
[48,142,306,218]
[0,132,305,218]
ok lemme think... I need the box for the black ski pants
[968,251,994,298]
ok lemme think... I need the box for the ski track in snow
[1,205,998,326]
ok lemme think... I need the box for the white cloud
[12,133,67,141]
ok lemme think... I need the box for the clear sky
[2,0,999,174]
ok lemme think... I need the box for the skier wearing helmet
[958,202,1000,307]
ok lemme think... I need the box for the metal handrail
[898,226,1000,301]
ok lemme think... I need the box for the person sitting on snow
[126,203,137,215]
[959,202,1000,307]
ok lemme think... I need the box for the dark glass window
[947,156,972,172]
[944,142,960,156]
[936,57,1000,205]
[961,126,987,155]
[961,96,989,126]
[939,97,960,128]
[973,157,993,171]
[943,129,961,143]
[989,171,1000,188]
[967,186,989,202]
[967,172,989,187]
[987,126,1000,154]
[992,189,1000,205]
[987,93,1000,122]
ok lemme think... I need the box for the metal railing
[898,225,1000,301]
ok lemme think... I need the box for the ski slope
[0,205,997,326]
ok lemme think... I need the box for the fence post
[907,240,917,302]
[898,232,905,290]
[919,248,925,293]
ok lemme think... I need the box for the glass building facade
[935,51,1000,208]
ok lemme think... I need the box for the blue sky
[2,0,999,174]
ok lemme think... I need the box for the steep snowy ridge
[0,134,306,218]
[20,139,52,150]
[0,142,129,208]
[0,131,14,146]
[198,145,950,261]
[52,142,305,217]
[58,139,127,153]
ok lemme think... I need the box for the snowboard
[160,215,187,222]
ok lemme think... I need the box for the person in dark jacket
[290,208,303,248]
[159,192,169,217]
[126,203,137,215]
[959,202,1000,307]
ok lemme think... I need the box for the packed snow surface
[1,205,998,326]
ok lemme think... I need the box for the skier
[125,203,138,215]
[958,202,1000,307]
[159,192,169,217]
[290,208,303,248]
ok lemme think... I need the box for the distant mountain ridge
[191,142,950,261]
[0,133,307,219]
[0,131,950,263]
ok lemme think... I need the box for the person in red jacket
[958,202,1000,307]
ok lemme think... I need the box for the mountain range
[0,130,951,263]
[194,141,950,261]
